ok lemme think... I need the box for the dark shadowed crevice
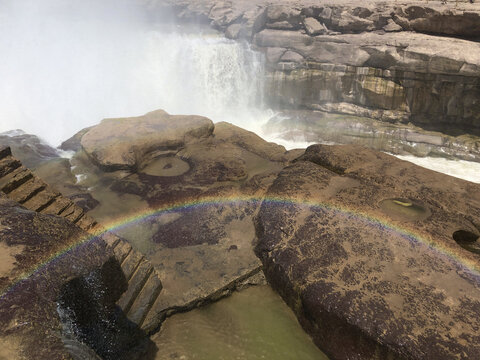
[57,257,158,360]
[453,230,480,255]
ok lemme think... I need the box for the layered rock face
[258,28,480,133]
[146,0,480,141]
[254,144,480,359]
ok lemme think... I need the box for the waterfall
[0,0,272,146]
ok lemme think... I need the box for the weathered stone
[394,5,480,38]
[0,191,156,359]
[265,4,302,30]
[384,18,402,32]
[0,130,60,168]
[225,22,242,39]
[52,119,289,336]
[280,50,304,63]
[80,109,214,171]
[255,144,480,359]
[303,17,327,36]
[0,150,165,345]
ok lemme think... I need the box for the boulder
[80,109,214,171]
[255,144,480,359]
[303,17,328,36]
[0,130,60,169]
[265,4,303,30]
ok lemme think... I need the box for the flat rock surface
[254,144,480,359]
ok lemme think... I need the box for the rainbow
[2,195,479,299]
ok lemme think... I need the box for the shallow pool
[151,285,328,360]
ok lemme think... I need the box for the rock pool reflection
[151,285,328,359]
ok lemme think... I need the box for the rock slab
[255,144,480,359]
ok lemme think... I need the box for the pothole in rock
[453,230,480,255]
[140,157,190,177]
[379,198,431,222]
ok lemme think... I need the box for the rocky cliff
[143,0,480,156]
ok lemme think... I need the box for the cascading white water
[137,29,273,136]
[0,0,272,146]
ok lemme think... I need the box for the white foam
[395,155,480,184]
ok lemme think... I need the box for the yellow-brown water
[151,285,328,360]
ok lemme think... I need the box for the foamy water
[395,155,480,184]
[0,0,271,146]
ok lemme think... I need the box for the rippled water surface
[151,286,328,360]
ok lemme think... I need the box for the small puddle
[151,285,328,360]
[141,157,190,177]
[379,198,431,222]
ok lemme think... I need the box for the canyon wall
[146,0,480,135]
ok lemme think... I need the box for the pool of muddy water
[150,285,328,360]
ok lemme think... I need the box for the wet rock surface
[0,149,163,359]
[0,192,155,360]
[1,108,480,358]
[254,144,480,359]
[58,112,290,333]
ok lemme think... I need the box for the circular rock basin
[453,230,480,255]
[379,198,431,222]
[141,156,190,177]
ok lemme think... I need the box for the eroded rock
[254,144,480,359]
[54,116,290,333]
[80,109,214,171]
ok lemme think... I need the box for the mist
[0,0,269,146]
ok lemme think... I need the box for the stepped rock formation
[254,144,480,359]
[0,147,164,359]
